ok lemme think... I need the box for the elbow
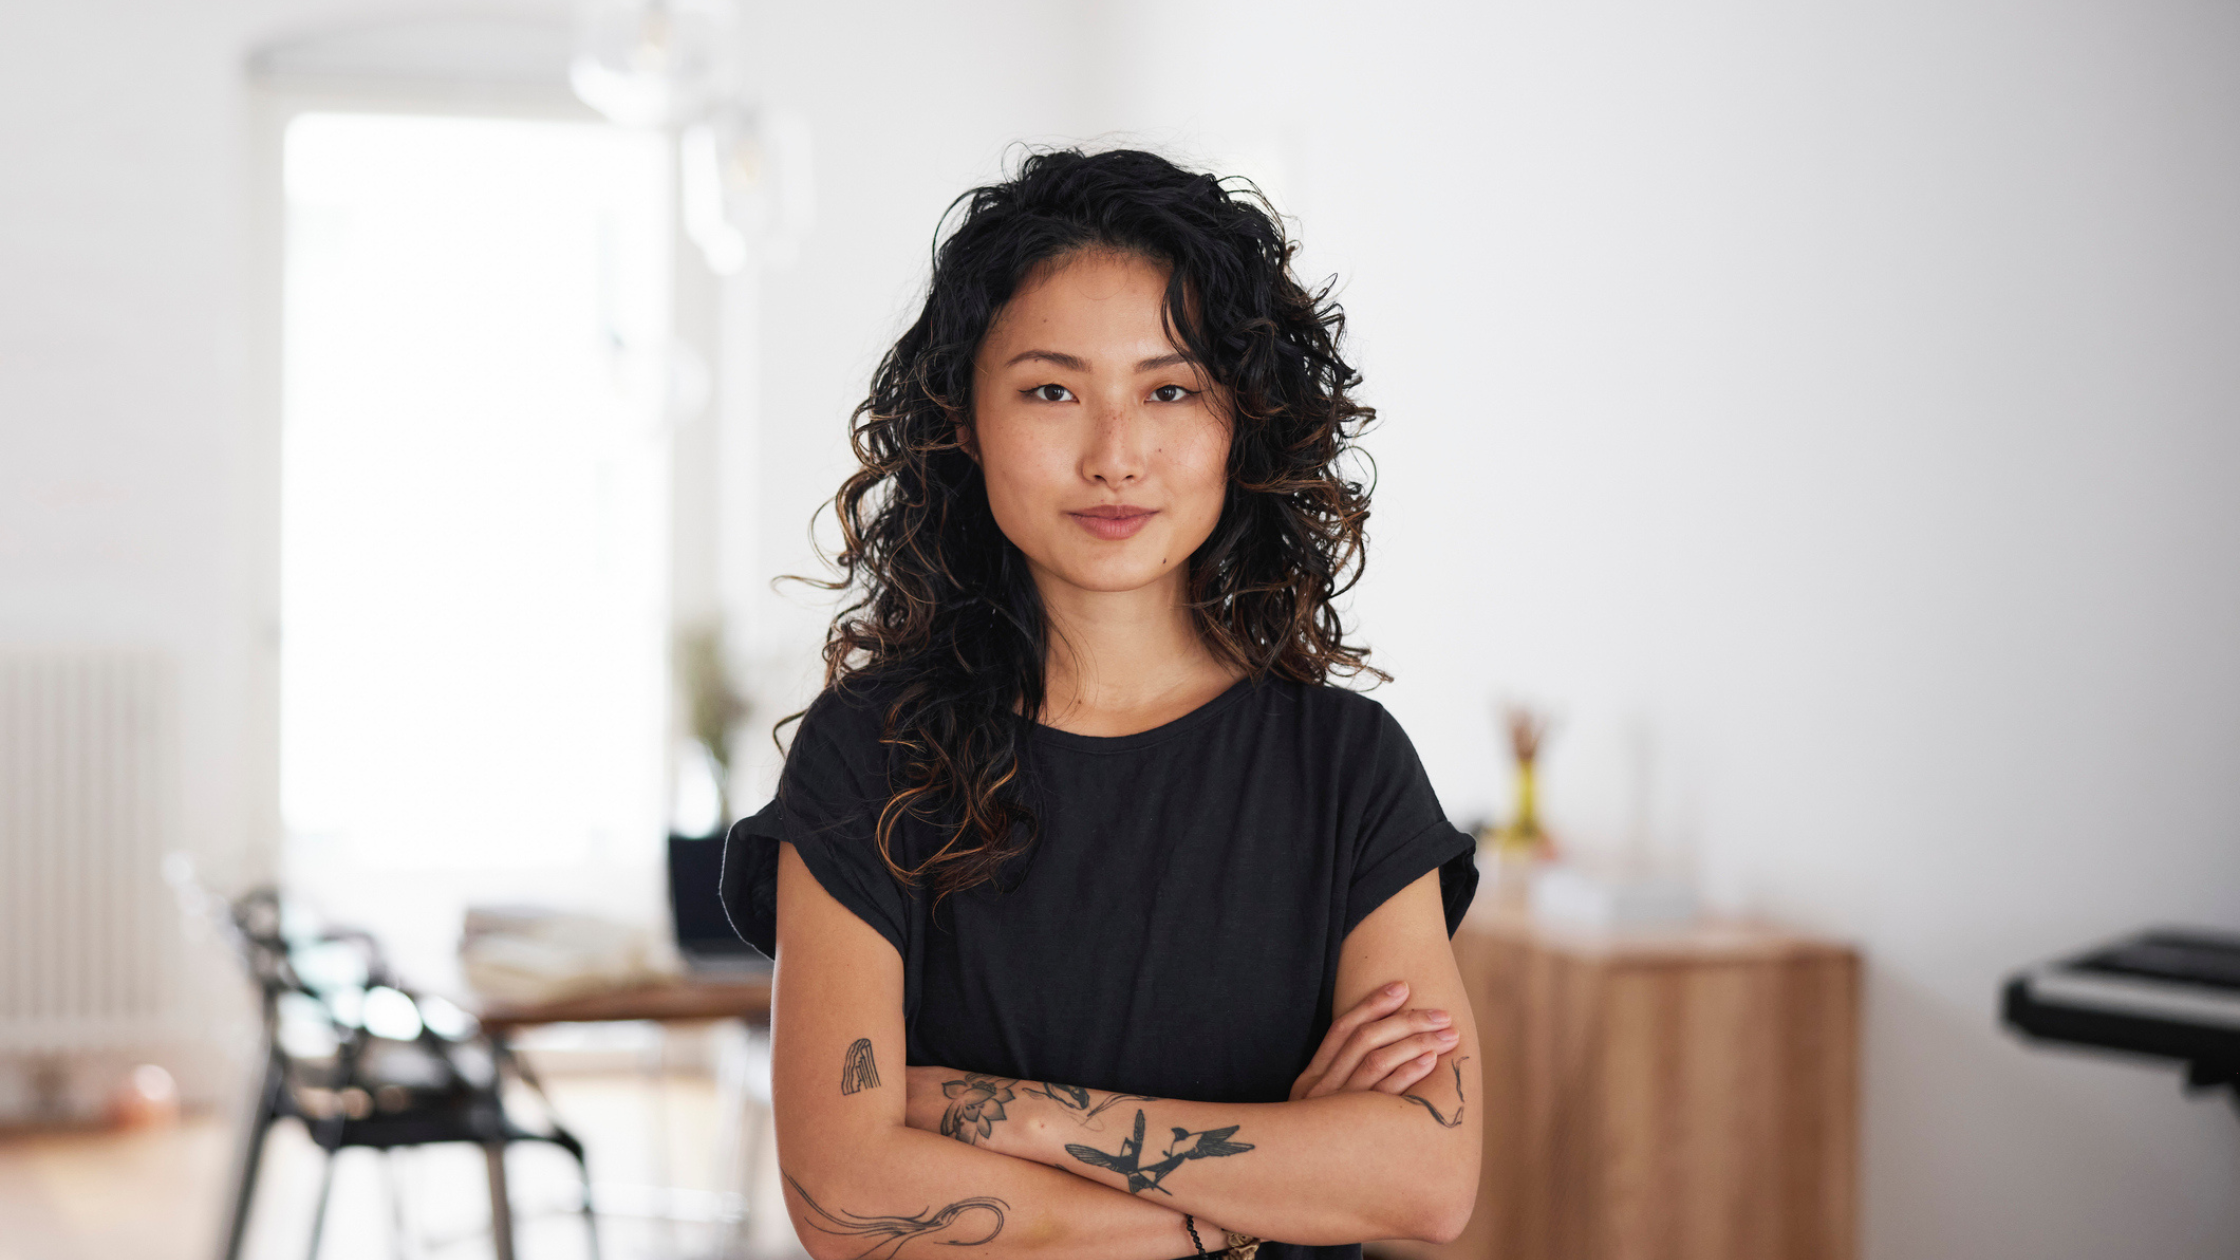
[1395,1194,1475,1247]
[798,1228,858,1260]
[792,1220,845,1260]
[778,1164,856,1260]
[1410,1194,1475,1246]
[1391,1163,1478,1245]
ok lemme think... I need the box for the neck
[1030,565,1235,729]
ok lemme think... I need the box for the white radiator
[0,649,180,1055]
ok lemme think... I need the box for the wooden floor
[0,1073,800,1260]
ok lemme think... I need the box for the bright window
[279,112,672,869]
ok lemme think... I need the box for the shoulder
[1287,678,1395,721]
[791,674,901,750]
[1263,678,1410,749]
[1269,681,1446,813]
[780,674,910,798]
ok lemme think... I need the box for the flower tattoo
[939,1074,1018,1145]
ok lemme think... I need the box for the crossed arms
[769,843,1481,1260]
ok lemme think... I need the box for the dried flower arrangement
[1493,705,1556,861]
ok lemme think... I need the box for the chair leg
[720,1098,767,1260]
[483,1141,517,1260]
[306,1148,339,1260]
[219,1050,284,1260]
[566,1139,602,1260]
[712,1019,772,1260]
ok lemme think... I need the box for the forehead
[981,249,1179,358]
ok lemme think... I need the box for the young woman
[722,148,1482,1260]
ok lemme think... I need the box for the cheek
[1181,422,1233,497]
[976,427,1067,527]
[1163,423,1233,541]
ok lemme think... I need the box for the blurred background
[1,1,2235,1259]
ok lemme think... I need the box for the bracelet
[1184,1214,1207,1255]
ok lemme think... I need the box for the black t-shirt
[721,673,1479,1260]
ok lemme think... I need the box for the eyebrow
[1002,349,1200,374]
[1005,349,1088,371]
[1134,352,1196,373]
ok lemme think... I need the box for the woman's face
[967,249,1232,602]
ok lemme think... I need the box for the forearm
[780,1120,1208,1260]
[925,1066,1479,1246]
[770,841,1208,1260]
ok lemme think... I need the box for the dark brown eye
[1028,384,1074,403]
[1151,384,1192,403]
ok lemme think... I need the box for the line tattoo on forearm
[1402,1055,1470,1129]
[1065,1109,1255,1195]
[841,1038,881,1095]
[939,1073,1018,1144]
[785,1174,1006,1260]
[1027,1081,1157,1130]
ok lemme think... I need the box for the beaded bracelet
[1182,1213,1259,1259]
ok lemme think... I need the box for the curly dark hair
[798,147,1381,902]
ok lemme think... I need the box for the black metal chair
[217,888,600,1260]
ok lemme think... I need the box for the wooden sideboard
[1380,898,1860,1260]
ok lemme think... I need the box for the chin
[1053,567,1178,596]
[1042,549,1185,596]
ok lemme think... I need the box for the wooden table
[472,971,774,1260]
[1379,900,1860,1260]
[476,972,771,1034]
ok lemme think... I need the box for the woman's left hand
[1289,979,1458,1101]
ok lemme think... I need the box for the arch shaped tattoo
[841,1038,881,1095]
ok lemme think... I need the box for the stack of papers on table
[459,905,657,1006]
[1530,864,1699,932]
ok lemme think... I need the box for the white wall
[723,0,1100,788]
[3,0,2235,1253]
[0,0,1096,1104]
[1074,3,2240,1257]
[0,0,316,1109]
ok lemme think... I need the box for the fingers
[1370,1050,1440,1097]
[1354,1028,1461,1094]
[1293,980,1411,1097]
[1304,1006,1457,1099]
[1333,1022,1459,1096]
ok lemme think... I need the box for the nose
[1079,395,1147,488]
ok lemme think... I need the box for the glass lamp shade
[681,102,815,273]
[570,0,740,128]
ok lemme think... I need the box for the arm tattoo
[841,1038,881,1095]
[1401,1055,1470,1129]
[1065,1108,1255,1195]
[785,1174,1006,1260]
[1026,1081,1158,1129]
[938,1073,1018,1145]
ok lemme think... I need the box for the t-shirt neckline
[1029,675,1259,754]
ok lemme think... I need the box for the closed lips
[1069,506,1157,539]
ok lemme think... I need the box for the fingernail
[1419,1052,1437,1063]
[1436,1028,1459,1043]
[1383,982,1405,996]
[1427,1011,1451,1026]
